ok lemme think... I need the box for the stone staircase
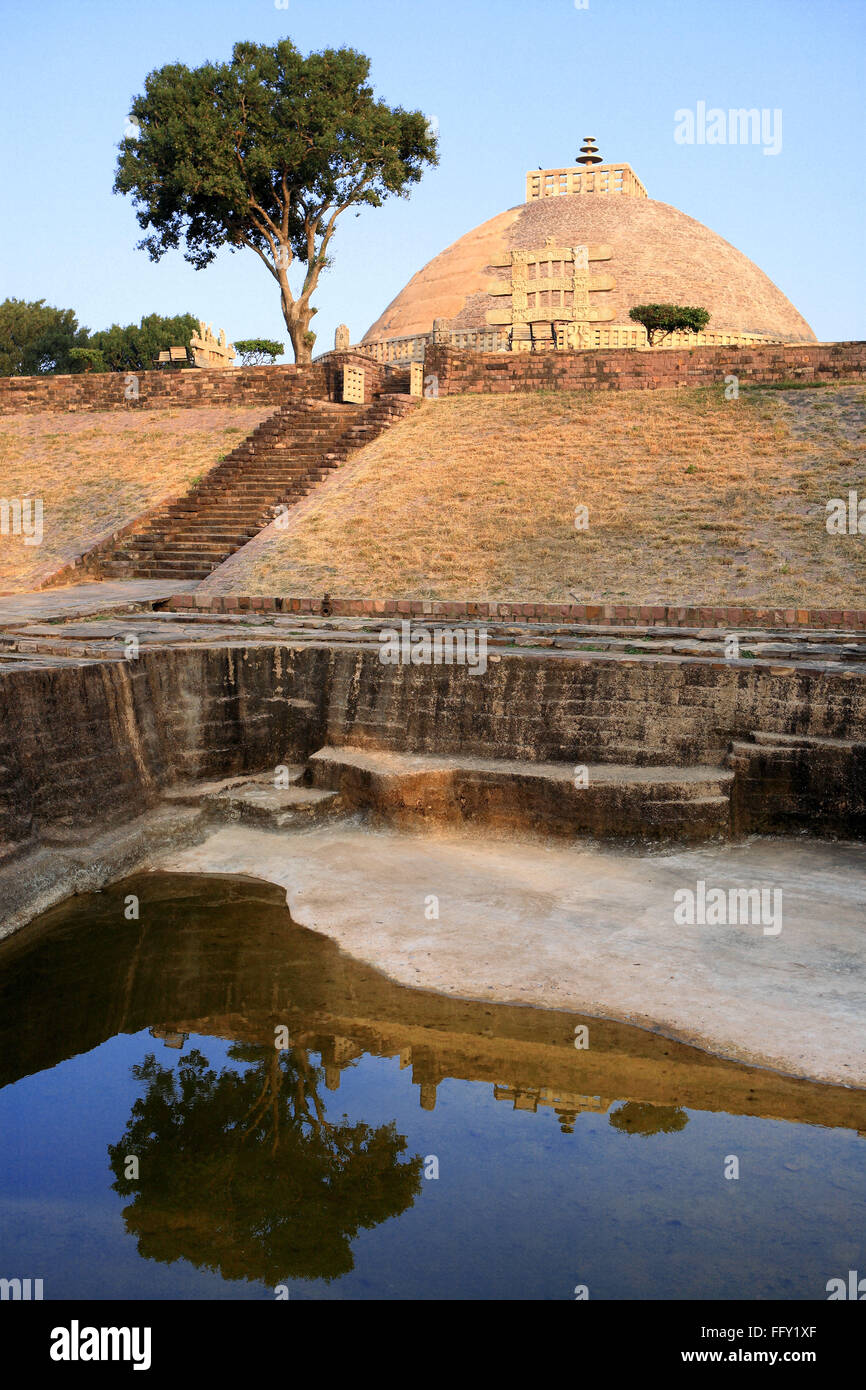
[158,746,734,842]
[99,393,419,581]
[306,745,734,841]
[727,730,866,837]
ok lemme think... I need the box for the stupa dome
[363,154,815,347]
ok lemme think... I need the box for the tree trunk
[282,293,315,365]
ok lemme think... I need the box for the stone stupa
[363,139,815,354]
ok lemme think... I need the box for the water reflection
[108,1044,421,1283]
[1,871,861,1134]
[0,872,864,1300]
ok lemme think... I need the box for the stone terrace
[1,605,864,876]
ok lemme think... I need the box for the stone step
[307,745,733,842]
[115,563,213,577]
[726,730,866,836]
[163,769,339,828]
[109,393,418,580]
[140,531,257,545]
[175,479,329,498]
[120,530,256,546]
[149,548,237,562]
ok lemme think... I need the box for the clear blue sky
[1,0,863,358]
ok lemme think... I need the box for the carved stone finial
[576,136,602,166]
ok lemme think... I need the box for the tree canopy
[114,39,438,363]
[233,338,285,366]
[628,303,711,346]
[88,313,198,372]
[0,303,198,375]
[608,1102,690,1136]
[0,298,87,376]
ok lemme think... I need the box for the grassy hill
[0,406,273,592]
[201,383,865,608]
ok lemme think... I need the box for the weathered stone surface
[728,732,866,837]
[0,805,205,937]
[308,745,733,841]
[1,635,864,879]
[169,594,866,632]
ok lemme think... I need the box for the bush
[233,339,285,366]
[628,303,711,346]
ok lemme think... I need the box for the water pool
[0,873,863,1300]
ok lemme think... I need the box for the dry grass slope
[202,384,865,607]
[0,406,273,592]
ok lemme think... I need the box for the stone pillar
[334,323,351,351]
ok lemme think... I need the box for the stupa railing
[352,325,786,363]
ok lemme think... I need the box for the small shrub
[233,339,285,366]
[628,303,710,346]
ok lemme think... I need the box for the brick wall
[424,341,866,395]
[170,593,866,632]
[3,342,862,413]
[0,363,328,414]
[0,352,386,415]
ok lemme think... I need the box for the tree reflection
[608,1101,689,1136]
[108,1044,422,1285]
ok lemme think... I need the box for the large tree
[0,298,87,376]
[114,39,438,363]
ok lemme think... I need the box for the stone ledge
[168,593,866,632]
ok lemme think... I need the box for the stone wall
[2,644,864,851]
[424,341,866,395]
[0,364,325,414]
[0,353,384,415]
[170,593,866,633]
[729,736,866,838]
[3,342,862,413]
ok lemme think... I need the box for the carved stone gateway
[189,322,235,369]
[486,239,615,349]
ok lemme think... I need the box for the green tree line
[0,298,199,375]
